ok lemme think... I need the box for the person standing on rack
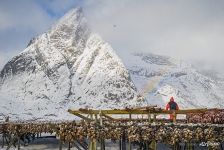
[166,97,179,120]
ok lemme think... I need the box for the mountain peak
[0,8,143,120]
[26,7,88,50]
[54,7,84,28]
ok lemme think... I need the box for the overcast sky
[1,0,224,73]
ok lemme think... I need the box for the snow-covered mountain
[0,8,144,120]
[0,7,223,121]
[120,52,224,109]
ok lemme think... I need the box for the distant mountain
[0,8,144,120]
[121,52,224,109]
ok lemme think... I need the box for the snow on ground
[0,135,172,150]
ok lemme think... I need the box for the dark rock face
[1,53,34,79]
[133,53,174,66]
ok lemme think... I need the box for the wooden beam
[68,110,93,122]
[175,109,208,114]
[130,105,157,110]
[69,109,150,114]
[101,113,115,120]
[68,108,208,116]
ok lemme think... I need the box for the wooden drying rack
[68,106,208,123]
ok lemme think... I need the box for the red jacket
[166,101,179,110]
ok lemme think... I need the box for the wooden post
[59,140,62,150]
[100,138,105,150]
[149,140,157,150]
[153,114,156,123]
[173,142,180,150]
[220,143,223,150]
[148,113,151,123]
[17,136,21,150]
[16,125,21,150]
[119,139,122,150]
[128,140,132,150]
[99,110,105,150]
[186,142,193,150]
[100,110,103,126]
[88,139,97,150]
[68,142,71,150]
[173,111,177,123]
[122,129,126,150]
[2,132,5,148]
[145,141,149,150]
[128,114,132,150]
[186,114,189,124]
[6,134,14,150]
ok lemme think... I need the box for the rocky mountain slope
[120,52,224,109]
[0,8,144,120]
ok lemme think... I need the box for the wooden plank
[154,109,208,114]
[69,109,150,114]
[174,109,207,114]
[68,108,208,115]
[130,105,157,110]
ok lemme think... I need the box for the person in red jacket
[166,97,179,120]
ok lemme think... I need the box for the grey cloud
[37,0,81,16]
[0,0,224,73]
[0,0,56,69]
[82,0,224,73]
[0,1,55,31]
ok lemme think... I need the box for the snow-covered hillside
[0,7,223,121]
[0,8,144,120]
[120,52,224,109]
